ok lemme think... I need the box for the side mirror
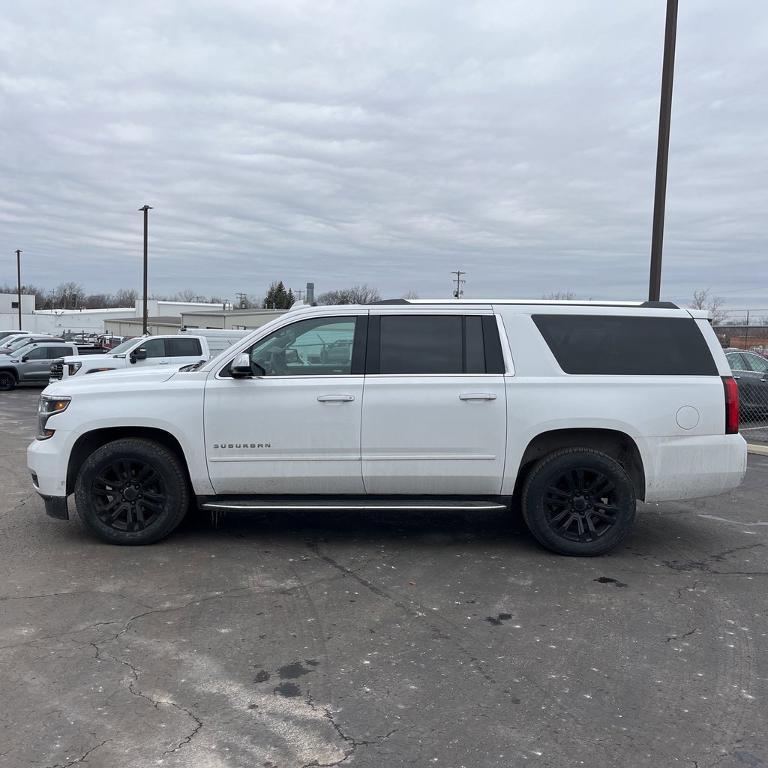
[130,348,147,363]
[230,352,254,378]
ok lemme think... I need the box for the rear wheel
[74,438,189,545]
[0,371,16,391]
[521,448,636,556]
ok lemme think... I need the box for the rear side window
[532,315,718,375]
[370,315,504,374]
[47,346,72,359]
[167,338,202,357]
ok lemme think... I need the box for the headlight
[67,361,82,376]
[37,395,71,440]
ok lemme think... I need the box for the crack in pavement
[307,542,505,692]
[44,739,110,768]
[665,627,698,643]
[662,543,765,574]
[302,693,398,767]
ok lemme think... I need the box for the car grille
[50,361,64,380]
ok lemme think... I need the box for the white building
[1,294,228,336]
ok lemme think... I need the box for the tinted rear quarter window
[168,338,202,357]
[532,315,718,375]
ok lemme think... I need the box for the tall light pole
[15,249,22,330]
[648,0,679,302]
[139,205,153,335]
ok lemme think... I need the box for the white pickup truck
[49,335,211,381]
[28,299,747,555]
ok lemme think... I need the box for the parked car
[0,331,32,348]
[29,300,747,554]
[0,330,30,342]
[725,350,768,418]
[49,334,210,381]
[0,335,64,356]
[0,341,80,390]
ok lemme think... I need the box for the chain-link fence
[713,310,768,444]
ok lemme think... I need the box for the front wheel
[521,448,636,556]
[74,438,189,545]
[0,371,16,391]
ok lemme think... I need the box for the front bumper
[28,435,70,497]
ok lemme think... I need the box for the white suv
[28,300,747,555]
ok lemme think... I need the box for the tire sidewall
[74,438,188,545]
[522,449,636,556]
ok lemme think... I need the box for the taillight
[722,376,739,434]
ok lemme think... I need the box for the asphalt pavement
[0,387,766,768]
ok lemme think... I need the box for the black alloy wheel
[543,467,619,543]
[0,371,16,391]
[75,438,189,545]
[522,448,636,556]
[90,458,167,532]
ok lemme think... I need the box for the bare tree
[403,290,419,299]
[317,284,381,305]
[174,289,200,302]
[689,289,726,325]
[114,288,138,307]
[542,291,577,300]
[53,282,85,309]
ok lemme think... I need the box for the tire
[74,438,189,545]
[521,448,636,556]
[0,371,16,391]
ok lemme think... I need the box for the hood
[43,366,187,396]
[58,353,115,365]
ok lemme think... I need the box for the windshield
[11,343,35,358]
[7,337,44,352]
[110,339,139,355]
[1,335,26,348]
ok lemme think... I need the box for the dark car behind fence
[715,309,768,444]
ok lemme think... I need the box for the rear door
[361,311,507,495]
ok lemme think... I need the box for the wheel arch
[66,427,191,495]
[513,428,646,501]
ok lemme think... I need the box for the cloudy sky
[0,0,766,308]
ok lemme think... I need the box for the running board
[199,497,508,512]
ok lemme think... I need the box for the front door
[19,346,57,382]
[362,312,507,495]
[204,313,367,495]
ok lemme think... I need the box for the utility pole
[138,205,153,335]
[15,249,22,330]
[236,292,248,309]
[451,269,466,299]
[648,0,679,302]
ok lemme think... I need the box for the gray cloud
[0,0,766,308]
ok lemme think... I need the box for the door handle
[459,393,497,401]
[733,376,741,380]
[317,394,355,402]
